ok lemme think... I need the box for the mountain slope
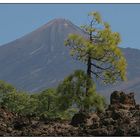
[98,48,140,102]
[0,18,140,102]
[0,19,86,92]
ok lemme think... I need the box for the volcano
[0,18,140,102]
[0,19,86,92]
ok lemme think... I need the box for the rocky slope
[0,91,140,136]
[84,91,140,136]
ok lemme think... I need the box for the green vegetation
[0,80,16,103]
[0,11,127,120]
[31,88,59,119]
[57,70,105,112]
[64,11,127,113]
[2,91,38,115]
[65,11,127,94]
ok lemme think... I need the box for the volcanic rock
[70,112,88,127]
[0,91,140,136]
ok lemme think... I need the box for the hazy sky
[0,4,140,49]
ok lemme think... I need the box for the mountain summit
[0,19,140,102]
[0,18,85,92]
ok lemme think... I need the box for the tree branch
[91,63,112,70]
[90,70,106,81]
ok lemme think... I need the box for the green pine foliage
[2,91,32,114]
[32,88,59,119]
[63,11,127,113]
[57,70,106,112]
[65,11,127,85]
[0,80,16,103]
[1,87,59,118]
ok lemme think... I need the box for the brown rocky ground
[0,91,140,136]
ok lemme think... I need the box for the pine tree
[65,11,127,95]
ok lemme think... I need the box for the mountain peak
[39,18,71,30]
[49,18,68,23]
[35,18,84,35]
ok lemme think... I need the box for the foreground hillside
[0,91,140,136]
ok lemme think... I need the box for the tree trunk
[47,98,50,111]
[86,55,92,96]
[86,26,92,96]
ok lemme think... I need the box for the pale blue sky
[0,4,140,49]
